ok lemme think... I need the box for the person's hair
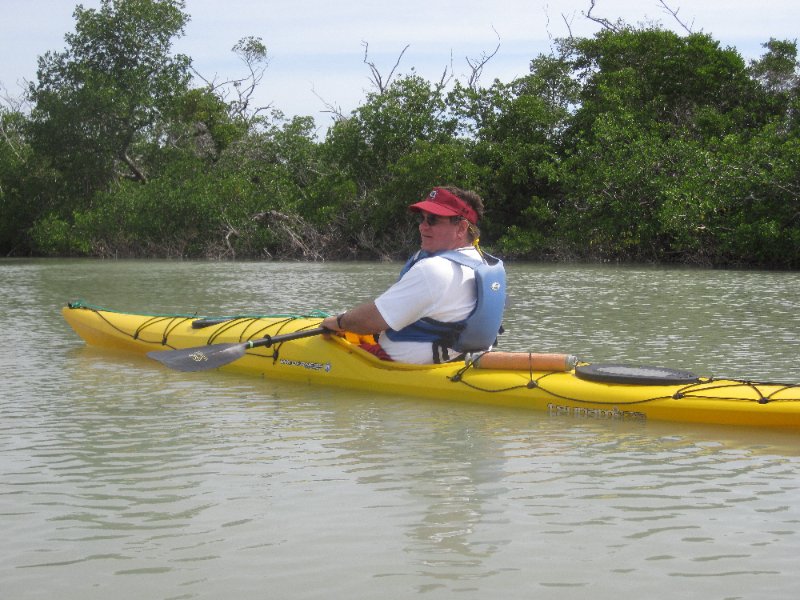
[441,185,484,242]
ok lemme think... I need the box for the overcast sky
[2,0,798,134]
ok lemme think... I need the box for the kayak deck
[62,302,800,431]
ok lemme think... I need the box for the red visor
[409,188,478,225]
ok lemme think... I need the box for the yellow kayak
[62,302,800,431]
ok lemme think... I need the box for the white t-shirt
[374,247,480,363]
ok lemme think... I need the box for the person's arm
[322,301,390,335]
[324,260,437,335]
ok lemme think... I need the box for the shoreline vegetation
[1,0,798,268]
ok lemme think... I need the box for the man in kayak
[322,186,505,364]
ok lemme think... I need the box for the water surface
[2,259,799,599]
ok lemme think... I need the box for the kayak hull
[62,303,800,431]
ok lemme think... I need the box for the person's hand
[322,314,343,332]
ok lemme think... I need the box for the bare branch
[386,44,410,88]
[584,0,621,32]
[227,36,271,119]
[466,27,501,90]
[0,82,30,113]
[311,85,347,121]
[190,36,272,124]
[658,0,695,34]
[189,65,215,89]
[0,84,29,161]
[362,41,410,94]
[252,210,327,260]
[121,152,148,183]
[438,50,455,88]
[223,221,238,259]
[560,11,575,40]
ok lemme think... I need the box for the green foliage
[553,27,800,266]
[318,74,471,257]
[560,112,666,259]
[0,108,30,254]
[749,39,800,134]
[0,106,70,255]
[453,52,577,256]
[749,39,799,94]
[166,88,247,157]
[324,75,456,190]
[569,28,758,134]
[709,127,800,266]
[27,0,191,197]
[29,212,92,255]
[52,114,334,259]
[5,7,800,267]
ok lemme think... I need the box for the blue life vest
[384,249,506,360]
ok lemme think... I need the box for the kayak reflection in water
[321,186,506,365]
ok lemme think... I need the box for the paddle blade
[147,342,249,372]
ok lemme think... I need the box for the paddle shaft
[247,327,328,348]
[147,326,329,372]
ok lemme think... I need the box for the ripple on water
[3,260,800,599]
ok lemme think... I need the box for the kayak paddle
[147,327,328,372]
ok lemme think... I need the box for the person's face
[417,212,468,253]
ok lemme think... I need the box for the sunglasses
[416,214,463,226]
